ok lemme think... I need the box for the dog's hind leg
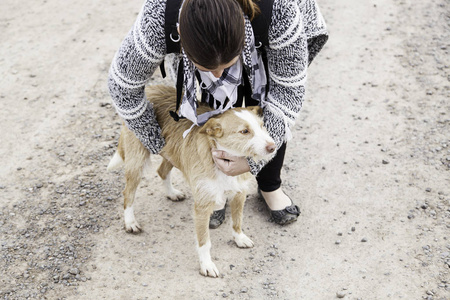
[193,199,219,277]
[157,158,186,201]
[230,192,254,248]
[122,145,150,234]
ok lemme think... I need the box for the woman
[108,0,328,227]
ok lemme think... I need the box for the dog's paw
[125,221,142,234]
[197,241,219,277]
[166,188,186,201]
[124,207,142,234]
[233,231,254,248]
[199,261,220,278]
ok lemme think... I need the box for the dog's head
[200,106,276,162]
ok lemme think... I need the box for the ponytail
[235,0,260,20]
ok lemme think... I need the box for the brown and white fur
[107,85,276,277]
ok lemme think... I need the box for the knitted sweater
[108,0,328,174]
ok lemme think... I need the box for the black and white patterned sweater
[108,0,328,174]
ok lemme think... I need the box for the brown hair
[236,0,260,20]
[179,0,259,70]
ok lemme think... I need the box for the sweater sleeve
[248,0,328,175]
[301,0,329,64]
[108,0,167,154]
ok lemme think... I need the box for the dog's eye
[240,129,249,134]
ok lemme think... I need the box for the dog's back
[148,85,212,131]
[145,86,217,178]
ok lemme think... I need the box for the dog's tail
[107,150,124,171]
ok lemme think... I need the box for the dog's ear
[200,120,223,137]
[248,106,263,117]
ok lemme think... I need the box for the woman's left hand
[212,149,250,176]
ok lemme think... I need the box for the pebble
[336,291,346,298]
[361,238,368,242]
[68,268,79,275]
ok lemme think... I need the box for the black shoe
[209,207,226,229]
[259,190,300,225]
[270,202,300,225]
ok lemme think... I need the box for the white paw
[166,188,186,201]
[199,260,220,278]
[197,241,220,277]
[233,231,254,248]
[163,177,186,201]
[125,220,142,233]
[124,207,142,233]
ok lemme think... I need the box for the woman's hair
[179,0,259,69]
[236,0,260,20]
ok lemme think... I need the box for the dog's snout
[266,142,276,153]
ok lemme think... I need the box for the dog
[107,85,276,277]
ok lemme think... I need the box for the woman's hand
[212,149,250,176]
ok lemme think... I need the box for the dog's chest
[216,171,250,192]
[197,171,251,204]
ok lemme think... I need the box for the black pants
[256,143,286,192]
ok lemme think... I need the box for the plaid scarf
[178,16,267,136]
[197,59,242,113]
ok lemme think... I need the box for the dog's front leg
[194,200,219,277]
[230,192,254,248]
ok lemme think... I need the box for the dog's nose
[266,142,276,153]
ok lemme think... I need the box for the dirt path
[0,0,448,299]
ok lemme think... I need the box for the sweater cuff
[124,104,165,154]
[247,157,268,176]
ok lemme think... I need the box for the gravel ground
[0,0,448,299]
